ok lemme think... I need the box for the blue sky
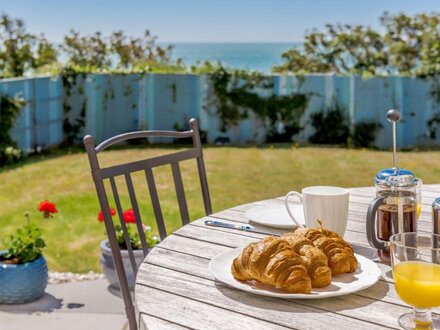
[1,0,440,43]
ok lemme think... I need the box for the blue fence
[1,73,440,151]
[0,76,63,152]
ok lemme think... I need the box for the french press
[366,110,422,262]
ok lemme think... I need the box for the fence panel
[0,76,62,152]
[2,73,440,150]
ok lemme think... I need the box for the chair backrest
[83,118,212,330]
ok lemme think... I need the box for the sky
[1,0,440,43]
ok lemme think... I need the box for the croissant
[291,228,358,275]
[281,235,332,287]
[231,237,312,293]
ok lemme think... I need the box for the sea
[164,42,298,73]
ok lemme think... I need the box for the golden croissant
[289,227,358,275]
[231,237,312,293]
[281,235,332,287]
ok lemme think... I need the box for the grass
[1,145,440,273]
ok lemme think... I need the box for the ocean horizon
[162,42,299,73]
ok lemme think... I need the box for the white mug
[284,186,349,236]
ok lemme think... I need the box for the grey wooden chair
[83,118,212,330]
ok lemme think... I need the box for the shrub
[309,107,381,147]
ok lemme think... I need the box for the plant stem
[25,212,30,227]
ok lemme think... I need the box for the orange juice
[393,261,440,308]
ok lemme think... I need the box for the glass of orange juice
[390,232,440,329]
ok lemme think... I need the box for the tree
[61,30,111,69]
[61,29,181,72]
[0,12,183,76]
[34,35,58,68]
[0,14,58,78]
[110,30,174,69]
[381,12,440,77]
[272,49,332,75]
[0,14,35,77]
[273,12,440,77]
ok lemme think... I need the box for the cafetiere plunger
[366,110,421,262]
[387,109,400,169]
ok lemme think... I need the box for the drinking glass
[390,232,440,329]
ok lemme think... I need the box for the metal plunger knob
[387,109,401,123]
[387,109,400,169]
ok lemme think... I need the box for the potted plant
[98,208,159,290]
[0,200,58,304]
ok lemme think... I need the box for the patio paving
[0,278,127,330]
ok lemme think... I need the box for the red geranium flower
[123,209,137,223]
[38,200,58,218]
[97,208,116,222]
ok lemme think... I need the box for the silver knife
[204,220,254,231]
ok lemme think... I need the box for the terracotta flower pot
[0,251,48,304]
[99,240,146,290]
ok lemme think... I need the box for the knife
[204,220,254,231]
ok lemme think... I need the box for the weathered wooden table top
[135,185,440,329]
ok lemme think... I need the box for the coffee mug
[284,186,349,236]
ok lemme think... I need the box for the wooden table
[135,185,440,329]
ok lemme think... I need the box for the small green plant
[2,200,58,264]
[98,208,159,249]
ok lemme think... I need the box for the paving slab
[0,279,128,330]
[0,312,128,330]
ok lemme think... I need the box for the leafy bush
[0,12,185,77]
[309,108,350,145]
[350,122,381,148]
[273,12,440,78]
[309,107,381,147]
[207,65,309,142]
[0,94,25,166]
[0,14,57,78]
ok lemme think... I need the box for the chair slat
[144,168,168,240]
[196,157,212,215]
[125,173,149,256]
[171,162,190,225]
[189,119,212,216]
[101,148,201,179]
[95,130,194,153]
[109,177,138,275]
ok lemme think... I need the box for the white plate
[209,247,381,299]
[245,205,305,229]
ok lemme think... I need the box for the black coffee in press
[376,203,417,262]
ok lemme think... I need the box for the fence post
[324,73,335,110]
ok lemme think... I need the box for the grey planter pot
[99,240,146,290]
[0,250,48,304]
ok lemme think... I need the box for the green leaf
[35,238,45,248]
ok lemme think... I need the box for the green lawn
[1,145,440,273]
